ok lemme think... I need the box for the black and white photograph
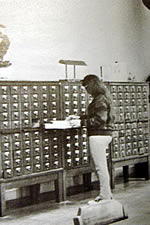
[0,0,150,224]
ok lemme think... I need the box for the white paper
[44,120,81,129]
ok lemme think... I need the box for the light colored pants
[89,135,112,200]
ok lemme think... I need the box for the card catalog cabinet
[0,82,62,178]
[109,83,149,160]
[0,80,149,181]
[59,80,90,169]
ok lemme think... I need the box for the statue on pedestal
[0,24,11,68]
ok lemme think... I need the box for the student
[81,74,115,202]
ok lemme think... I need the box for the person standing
[81,74,115,202]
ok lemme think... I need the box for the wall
[112,0,143,81]
[140,1,150,81]
[0,0,111,80]
[0,0,148,82]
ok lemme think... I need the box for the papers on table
[44,120,81,129]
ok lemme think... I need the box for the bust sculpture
[0,24,11,67]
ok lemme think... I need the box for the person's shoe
[88,196,103,205]
[88,196,113,205]
[88,200,99,205]
[94,196,103,202]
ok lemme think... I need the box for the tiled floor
[1,179,150,225]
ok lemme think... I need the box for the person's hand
[65,115,80,121]
[65,115,81,128]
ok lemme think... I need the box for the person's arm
[89,101,108,127]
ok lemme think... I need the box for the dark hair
[82,74,100,86]
[82,74,108,97]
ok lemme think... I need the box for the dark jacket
[86,93,114,136]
